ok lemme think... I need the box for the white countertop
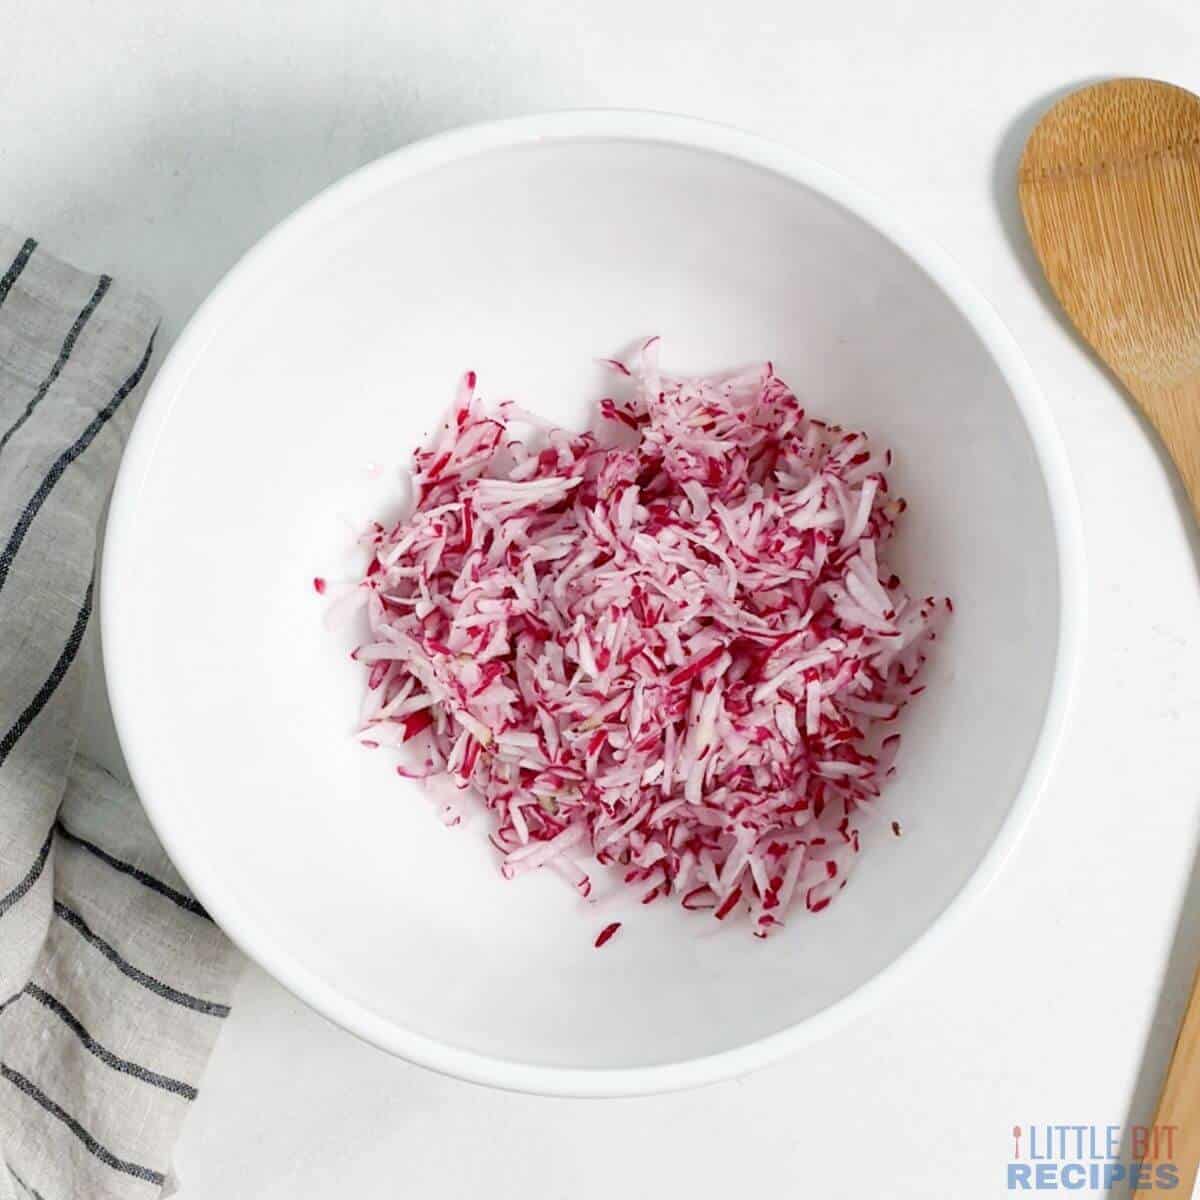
[7,1,1200,1196]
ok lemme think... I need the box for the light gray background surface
[5,1,1200,1196]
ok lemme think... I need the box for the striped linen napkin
[0,229,242,1199]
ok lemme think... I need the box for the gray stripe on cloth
[57,759,202,906]
[0,581,93,771]
[8,1165,47,1200]
[0,827,52,919]
[0,240,36,311]
[0,330,154,601]
[22,985,199,1100]
[53,901,231,1018]
[0,1064,166,1187]
[55,823,211,921]
[0,275,111,458]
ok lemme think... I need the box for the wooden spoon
[1021,78,1200,520]
[1020,77,1200,1185]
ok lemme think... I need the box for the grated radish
[327,340,945,936]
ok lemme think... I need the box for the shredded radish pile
[328,340,945,937]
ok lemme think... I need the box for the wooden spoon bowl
[1020,78,1200,519]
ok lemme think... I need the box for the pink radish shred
[331,339,945,935]
[594,921,622,949]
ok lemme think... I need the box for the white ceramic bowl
[103,111,1083,1096]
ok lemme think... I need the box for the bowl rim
[102,108,1086,1097]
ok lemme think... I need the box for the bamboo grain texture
[1019,78,1200,522]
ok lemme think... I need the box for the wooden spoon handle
[1128,377,1200,526]
[1135,377,1200,1191]
[1145,960,1200,1189]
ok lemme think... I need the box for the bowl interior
[105,130,1060,1080]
